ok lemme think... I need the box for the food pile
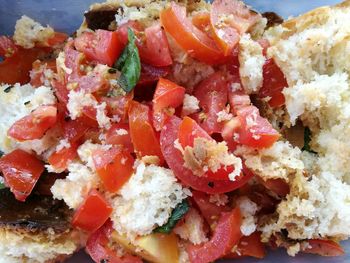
[0,0,349,262]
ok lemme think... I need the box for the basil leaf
[0,182,5,190]
[154,199,190,234]
[302,127,316,153]
[114,28,141,93]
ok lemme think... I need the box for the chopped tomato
[160,116,253,194]
[178,116,212,148]
[48,143,79,171]
[0,36,18,58]
[221,117,241,151]
[52,79,69,105]
[160,2,226,65]
[105,123,134,152]
[192,12,211,33]
[193,72,229,134]
[228,88,251,115]
[99,92,134,122]
[72,189,112,232]
[30,59,57,87]
[128,101,164,164]
[210,0,260,55]
[302,239,345,257]
[225,232,266,259]
[191,190,230,228]
[63,117,92,143]
[46,32,68,47]
[257,38,270,56]
[93,147,134,193]
[236,105,280,148]
[74,30,122,66]
[258,58,288,107]
[187,207,242,263]
[137,63,171,88]
[86,220,142,263]
[8,105,57,141]
[152,78,185,130]
[0,149,44,201]
[261,178,290,197]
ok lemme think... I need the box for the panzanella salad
[0,0,350,262]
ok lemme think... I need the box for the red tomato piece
[137,63,171,88]
[225,232,266,259]
[48,143,79,171]
[99,92,134,123]
[160,116,253,194]
[0,149,44,201]
[75,30,122,67]
[105,123,133,152]
[236,105,280,148]
[128,101,164,164]
[152,78,185,130]
[221,117,241,151]
[72,189,112,232]
[187,207,242,263]
[191,190,231,228]
[8,105,57,141]
[178,116,212,148]
[63,117,92,143]
[193,72,229,134]
[93,147,134,193]
[160,2,226,65]
[261,178,290,197]
[30,59,57,87]
[210,0,260,55]
[46,32,68,47]
[228,88,251,115]
[52,79,69,105]
[192,12,211,33]
[259,58,288,107]
[302,239,345,257]
[86,220,143,263]
[0,36,18,58]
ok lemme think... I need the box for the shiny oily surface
[0,0,348,262]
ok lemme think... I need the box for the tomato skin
[0,149,44,201]
[152,78,185,130]
[0,36,18,58]
[48,143,79,171]
[128,101,164,164]
[75,30,122,66]
[63,117,92,143]
[210,0,260,55]
[178,116,212,148]
[225,232,266,259]
[86,221,143,263]
[8,105,57,141]
[187,207,242,263]
[105,123,134,152]
[93,147,134,193]
[302,239,344,257]
[221,117,241,151]
[236,105,280,148]
[228,88,251,115]
[137,63,171,88]
[161,116,252,194]
[72,189,112,232]
[46,32,68,47]
[160,2,226,65]
[259,58,288,108]
[193,72,229,134]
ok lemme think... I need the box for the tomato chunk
[72,189,112,232]
[128,101,164,164]
[105,123,134,152]
[86,221,142,263]
[48,143,79,171]
[302,239,345,257]
[75,30,122,66]
[160,2,226,65]
[236,105,280,148]
[152,78,185,130]
[0,36,18,58]
[178,116,212,148]
[187,207,242,263]
[8,105,57,141]
[225,232,266,259]
[258,58,288,107]
[0,149,44,201]
[93,147,134,193]
[210,0,260,55]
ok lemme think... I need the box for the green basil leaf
[302,127,316,153]
[0,182,5,190]
[114,28,141,93]
[154,199,190,234]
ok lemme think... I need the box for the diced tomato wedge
[228,88,251,115]
[258,58,288,108]
[192,190,231,228]
[52,79,69,105]
[192,12,211,33]
[86,220,143,263]
[221,117,241,151]
[160,2,226,65]
[8,105,57,141]
[128,101,164,164]
[210,0,260,55]
[72,189,112,232]
[0,36,18,58]
[187,207,242,263]
[225,232,266,259]
[302,239,345,257]
[63,117,92,143]
[99,92,134,122]
[152,78,185,130]
[105,123,134,152]
[178,116,212,148]
[0,149,44,201]
[46,32,68,47]
[75,30,122,66]
[160,116,252,194]
[236,105,280,148]
[48,142,79,171]
[93,147,134,193]
[137,63,171,88]
[193,72,229,134]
